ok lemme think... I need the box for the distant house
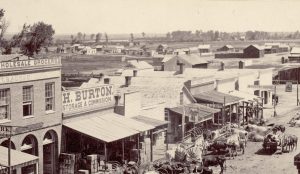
[243,45,264,58]
[95,45,105,52]
[264,43,280,54]
[163,54,208,72]
[82,47,97,55]
[156,44,168,54]
[103,45,125,53]
[288,47,300,62]
[264,43,290,54]
[198,44,211,54]
[217,45,234,52]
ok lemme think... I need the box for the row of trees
[70,32,108,44]
[0,9,55,56]
[165,30,300,42]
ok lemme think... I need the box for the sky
[1,0,300,35]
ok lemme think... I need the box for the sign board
[0,70,60,84]
[285,82,293,92]
[62,85,114,113]
[248,85,274,90]
[184,106,208,123]
[0,125,12,138]
[0,57,61,70]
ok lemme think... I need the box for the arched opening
[21,134,39,156]
[0,140,16,150]
[43,130,58,174]
[21,135,38,174]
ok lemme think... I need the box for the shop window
[45,83,55,111]
[0,89,10,120]
[23,86,33,117]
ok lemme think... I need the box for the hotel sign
[0,57,61,70]
[62,85,114,113]
[248,85,274,90]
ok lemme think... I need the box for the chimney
[133,70,137,77]
[114,95,121,106]
[177,60,184,74]
[238,61,245,69]
[125,76,132,87]
[98,73,104,81]
[104,78,110,84]
[281,57,285,64]
[220,62,225,71]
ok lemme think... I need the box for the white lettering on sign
[248,85,274,90]
[0,57,61,70]
[0,126,11,137]
[0,70,60,84]
[62,85,114,113]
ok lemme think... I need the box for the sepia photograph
[1,0,300,173]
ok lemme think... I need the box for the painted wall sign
[62,85,114,113]
[0,57,61,70]
[248,85,274,90]
[0,70,60,84]
[0,125,12,138]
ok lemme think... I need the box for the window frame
[0,88,11,120]
[23,86,34,117]
[45,83,55,112]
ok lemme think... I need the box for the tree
[90,34,95,40]
[130,33,134,42]
[77,32,83,41]
[18,22,55,56]
[83,33,86,41]
[142,32,145,38]
[105,33,108,45]
[0,9,9,42]
[95,33,102,43]
[166,32,171,39]
[70,35,74,40]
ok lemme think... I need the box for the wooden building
[243,45,264,58]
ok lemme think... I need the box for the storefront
[228,90,263,124]
[0,146,39,174]
[193,90,243,126]
[165,103,219,143]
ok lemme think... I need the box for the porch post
[242,101,245,125]
[122,139,125,162]
[104,143,107,161]
[182,106,185,142]
[237,103,240,127]
[150,130,153,162]
[137,134,140,164]
[229,104,232,123]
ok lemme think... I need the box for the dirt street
[221,85,300,174]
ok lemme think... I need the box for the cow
[202,155,226,174]
[232,128,248,147]
[226,133,245,157]
[282,134,298,152]
[245,124,270,136]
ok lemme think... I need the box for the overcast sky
[1,0,300,34]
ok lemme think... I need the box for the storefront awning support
[150,130,153,162]
[122,139,125,162]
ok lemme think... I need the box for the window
[45,83,55,111]
[0,89,10,120]
[23,86,33,117]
